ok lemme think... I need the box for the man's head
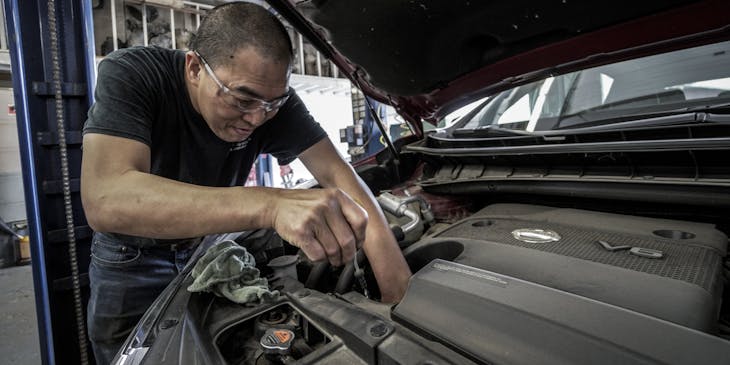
[186,2,294,142]
[190,2,293,69]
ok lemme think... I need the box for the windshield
[455,41,730,133]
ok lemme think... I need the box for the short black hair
[189,2,293,68]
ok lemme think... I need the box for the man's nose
[242,108,267,127]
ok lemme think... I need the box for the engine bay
[116,156,730,365]
[125,186,730,365]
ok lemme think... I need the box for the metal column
[3,0,96,364]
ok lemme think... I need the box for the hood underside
[271,0,730,129]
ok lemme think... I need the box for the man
[81,3,411,363]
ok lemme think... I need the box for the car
[114,1,730,364]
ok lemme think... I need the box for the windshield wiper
[555,102,730,131]
[581,90,690,113]
[450,124,533,138]
[444,104,730,139]
[555,111,730,136]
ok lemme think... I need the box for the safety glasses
[195,51,290,114]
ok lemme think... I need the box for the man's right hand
[269,188,368,267]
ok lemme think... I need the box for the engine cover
[393,259,730,365]
[402,204,727,332]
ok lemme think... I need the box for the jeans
[86,232,196,365]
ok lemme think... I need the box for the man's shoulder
[102,46,184,68]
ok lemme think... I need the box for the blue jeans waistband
[94,232,202,251]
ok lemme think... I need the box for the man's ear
[185,51,202,86]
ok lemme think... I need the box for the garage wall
[270,74,353,188]
[0,87,26,223]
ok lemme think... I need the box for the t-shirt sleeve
[83,54,157,146]
[257,91,328,165]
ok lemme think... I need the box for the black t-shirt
[83,46,327,246]
[84,46,327,188]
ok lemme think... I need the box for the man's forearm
[361,216,412,302]
[81,134,367,266]
[344,186,412,302]
[298,139,413,302]
[82,170,276,238]
[316,166,413,302]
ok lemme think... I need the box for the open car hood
[268,0,730,134]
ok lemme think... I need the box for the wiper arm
[450,124,532,138]
[554,109,730,134]
[444,104,730,138]
[558,101,730,130]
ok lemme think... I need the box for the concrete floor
[0,264,41,365]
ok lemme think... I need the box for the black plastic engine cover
[402,204,727,332]
[393,259,730,365]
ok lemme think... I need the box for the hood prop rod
[352,72,400,164]
[364,94,399,162]
[351,72,401,183]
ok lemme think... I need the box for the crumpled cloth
[187,240,278,303]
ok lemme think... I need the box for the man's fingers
[336,193,368,248]
[314,226,344,266]
[297,236,326,263]
[272,188,369,266]
[322,207,358,265]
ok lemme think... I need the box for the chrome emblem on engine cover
[511,228,561,243]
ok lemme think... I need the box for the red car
[114,1,730,364]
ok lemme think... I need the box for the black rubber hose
[304,261,329,289]
[334,250,365,294]
[334,263,355,294]
[334,224,405,294]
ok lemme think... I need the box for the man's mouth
[231,126,251,138]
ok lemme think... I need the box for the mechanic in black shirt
[81,3,411,363]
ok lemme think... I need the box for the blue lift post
[256,154,274,186]
[4,0,97,364]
